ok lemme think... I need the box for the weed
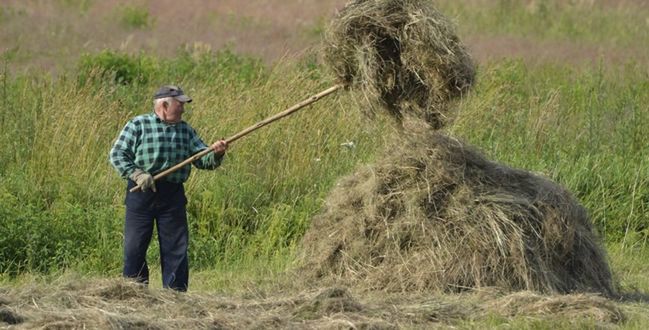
[117,4,153,30]
[77,50,158,85]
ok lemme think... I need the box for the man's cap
[153,85,192,103]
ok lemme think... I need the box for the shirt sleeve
[188,126,223,170]
[109,120,140,178]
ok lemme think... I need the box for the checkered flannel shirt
[110,113,222,184]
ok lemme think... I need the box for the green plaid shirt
[110,113,222,184]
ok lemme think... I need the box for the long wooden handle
[129,84,343,192]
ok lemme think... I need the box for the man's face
[165,98,185,123]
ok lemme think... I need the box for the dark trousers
[123,180,189,291]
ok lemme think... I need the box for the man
[109,85,228,291]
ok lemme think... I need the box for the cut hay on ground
[486,291,625,324]
[298,129,615,296]
[324,0,475,128]
[0,277,626,329]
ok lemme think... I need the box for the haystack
[298,130,615,296]
[324,0,475,128]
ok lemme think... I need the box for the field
[1,0,648,328]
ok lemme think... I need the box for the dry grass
[323,0,475,128]
[486,290,624,324]
[0,276,628,329]
[298,128,614,296]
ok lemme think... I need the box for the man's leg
[123,206,155,285]
[157,205,189,291]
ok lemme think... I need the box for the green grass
[58,0,93,14]
[0,47,388,276]
[117,4,153,30]
[449,60,649,241]
[0,5,26,24]
[438,0,649,47]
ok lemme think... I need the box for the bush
[117,5,153,30]
[77,50,158,85]
[0,175,122,276]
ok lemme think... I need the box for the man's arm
[109,121,139,178]
[188,127,227,170]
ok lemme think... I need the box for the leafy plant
[118,4,153,30]
[77,50,158,85]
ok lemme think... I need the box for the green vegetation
[77,50,158,85]
[2,47,647,284]
[450,60,649,242]
[209,12,264,30]
[117,4,153,30]
[438,0,649,47]
[58,0,93,14]
[0,46,387,276]
[0,6,26,24]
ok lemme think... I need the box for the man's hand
[129,169,157,192]
[211,139,228,155]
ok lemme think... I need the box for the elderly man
[109,85,227,291]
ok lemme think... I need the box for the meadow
[1,0,648,328]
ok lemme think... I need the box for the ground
[1,0,646,73]
[0,276,633,329]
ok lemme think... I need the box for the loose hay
[298,130,615,296]
[324,0,476,128]
[486,291,625,324]
[295,287,363,320]
[2,277,627,328]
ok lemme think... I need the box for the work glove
[129,169,157,192]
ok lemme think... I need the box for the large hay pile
[324,0,475,128]
[298,130,615,296]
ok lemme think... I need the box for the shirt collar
[152,111,182,126]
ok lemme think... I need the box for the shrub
[77,50,158,85]
[118,5,153,30]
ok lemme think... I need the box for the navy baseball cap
[153,85,192,103]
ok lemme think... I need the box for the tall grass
[1,48,646,280]
[0,48,389,276]
[449,60,649,242]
